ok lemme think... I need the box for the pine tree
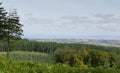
[0,3,23,58]
[5,9,23,58]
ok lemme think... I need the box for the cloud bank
[23,14,120,33]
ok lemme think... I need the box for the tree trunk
[6,31,10,58]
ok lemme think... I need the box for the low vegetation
[0,58,119,73]
[0,51,53,63]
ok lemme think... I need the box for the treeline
[54,48,120,68]
[0,39,120,55]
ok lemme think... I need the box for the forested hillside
[1,39,120,54]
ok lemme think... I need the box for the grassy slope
[0,51,53,63]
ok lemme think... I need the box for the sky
[1,0,120,40]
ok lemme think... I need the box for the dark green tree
[0,2,7,40]
[5,9,23,58]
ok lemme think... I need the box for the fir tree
[5,9,23,57]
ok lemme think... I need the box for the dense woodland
[1,39,120,54]
[0,2,120,73]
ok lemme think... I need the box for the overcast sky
[1,0,120,40]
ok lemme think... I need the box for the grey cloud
[93,14,120,24]
[94,14,115,19]
[56,16,92,25]
[54,16,97,30]
[96,24,120,31]
[24,13,33,17]
[23,17,54,25]
[23,14,120,32]
[92,14,120,31]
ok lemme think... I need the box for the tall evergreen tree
[0,3,23,57]
[5,9,23,57]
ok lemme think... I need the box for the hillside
[34,39,120,47]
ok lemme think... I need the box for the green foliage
[54,48,120,68]
[0,3,23,40]
[6,9,23,40]
[0,58,119,73]
[1,39,120,55]
[0,51,53,63]
[54,47,85,67]
[0,3,7,40]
